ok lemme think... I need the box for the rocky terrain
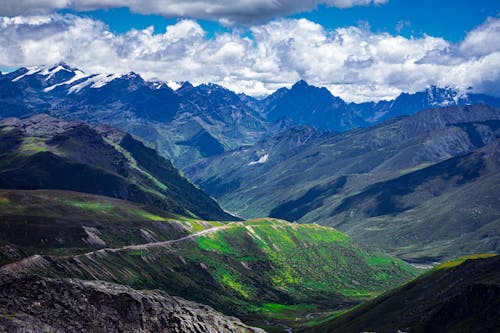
[0,274,264,333]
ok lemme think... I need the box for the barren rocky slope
[0,274,265,333]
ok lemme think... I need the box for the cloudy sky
[0,0,498,102]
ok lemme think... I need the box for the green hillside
[0,114,235,221]
[2,218,420,330]
[0,189,220,265]
[303,254,499,333]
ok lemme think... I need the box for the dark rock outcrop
[0,275,265,333]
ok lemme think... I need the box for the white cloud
[0,0,70,16]
[459,17,500,57]
[0,0,388,24]
[0,14,499,102]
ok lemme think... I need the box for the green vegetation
[198,234,236,254]
[60,198,114,213]
[303,255,500,333]
[19,137,51,154]
[253,303,316,321]
[191,219,413,302]
[302,309,350,328]
[435,253,498,269]
[135,211,168,221]
[128,250,146,257]
[26,218,419,330]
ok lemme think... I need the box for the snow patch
[12,66,42,82]
[43,70,87,92]
[166,80,182,91]
[248,153,269,165]
[68,73,121,93]
[91,73,122,89]
[41,65,72,80]
[150,81,164,89]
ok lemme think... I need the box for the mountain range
[2,63,499,168]
[186,104,500,261]
[0,63,499,332]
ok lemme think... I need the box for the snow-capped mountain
[1,63,499,167]
[0,63,269,167]
[352,86,499,123]
[7,63,167,97]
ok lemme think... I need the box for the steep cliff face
[0,275,265,333]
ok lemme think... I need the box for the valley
[0,213,420,330]
[0,62,498,332]
[187,104,500,261]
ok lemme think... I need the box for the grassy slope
[0,189,220,265]
[304,254,499,333]
[13,218,419,330]
[0,115,235,221]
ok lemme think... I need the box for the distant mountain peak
[292,79,310,87]
[289,80,334,97]
[50,62,76,71]
[199,82,229,91]
[122,71,141,79]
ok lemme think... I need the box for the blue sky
[298,0,498,42]
[68,0,498,42]
[0,1,499,101]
